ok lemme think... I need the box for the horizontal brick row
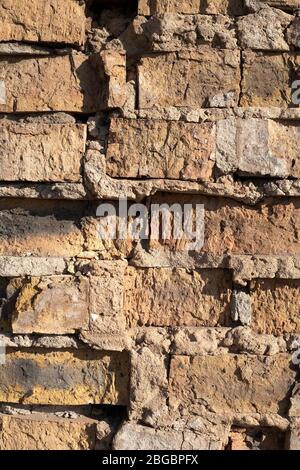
[149,194,300,256]
[0,50,298,115]
[141,7,300,52]
[138,50,300,109]
[0,50,298,116]
[1,116,300,184]
[0,196,299,257]
[1,265,300,334]
[107,118,300,180]
[139,0,300,15]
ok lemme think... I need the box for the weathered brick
[169,354,297,416]
[100,49,127,109]
[241,52,294,108]
[0,256,66,277]
[113,421,228,450]
[229,255,300,284]
[124,267,232,327]
[138,49,240,109]
[0,53,100,113]
[0,348,130,405]
[89,262,126,319]
[138,0,244,15]
[138,0,201,14]
[146,14,237,51]
[237,7,292,51]
[81,260,129,351]
[0,0,86,45]
[81,214,136,260]
[204,0,245,15]
[171,117,300,178]
[0,199,85,257]
[107,118,216,181]
[227,427,286,451]
[0,121,86,182]
[149,194,300,256]
[287,422,300,450]
[251,279,300,335]
[0,414,97,450]
[114,422,185,450]
[0,204,133,260]
[12,276,89,334]
[236,119,300,178]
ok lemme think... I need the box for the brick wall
[0,0,300,450]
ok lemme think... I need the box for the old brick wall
[0,0,300,450]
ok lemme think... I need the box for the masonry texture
[1,0,300,451]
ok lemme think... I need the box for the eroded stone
[145,14,237,51]
[0,414,97,450]
[0,0,86,45]
[169,354,297,416]
[0,199,85,257]
[125,267,232,327]
[0,121,86,182]
[12,276,89,335]
[113,420,228,450]
[107,118,216,181]
[138,0,201,15]
[80,260,129,352]
[0,53,100,113]
[241,52,292,107]
[237,7,292,51]
[251,279,300,335]
[149,194,300,256]
[138,49,240,109]
[237,119,300,178]
[0,348,130,405]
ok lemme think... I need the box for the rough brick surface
[0,121,86,182]
[12,276,89,334]
[125,267,232,327]
[241,52,292,108]
[107,118,216,180]
[0,414,97,450]
[0,200,85,257]
[149,194,300,256]
[236,120,300,178]
[0,54,100,113]
[139,0,201,14]
[169,354,297,416]
[0,0,86,45]
[0,349,129,405]
[138,49,241,109]
[251,279,300,335]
